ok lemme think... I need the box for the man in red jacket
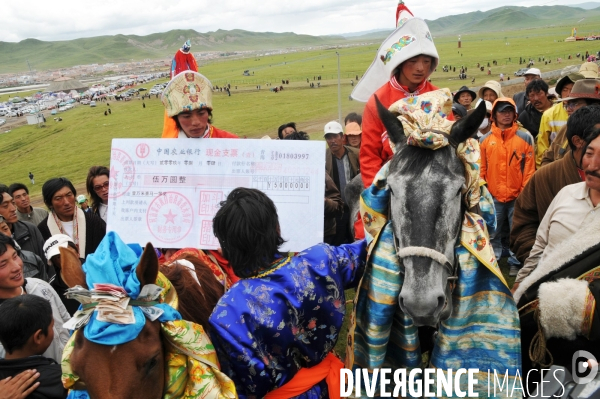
[161,71,238,139]
[351,4,441,187]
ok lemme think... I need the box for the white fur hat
[351,17,439,102]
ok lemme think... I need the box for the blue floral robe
[209,241,366,399]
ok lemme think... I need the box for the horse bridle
[393,235,459,285]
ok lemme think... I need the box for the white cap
[43,234,73,265]
[524,68,541,77]
[324,121,344,136]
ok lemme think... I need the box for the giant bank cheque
[107,138,326,252]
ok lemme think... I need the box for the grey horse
[346,97,486,327]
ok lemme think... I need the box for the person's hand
[511,282,520,295]
[0,369,40,399]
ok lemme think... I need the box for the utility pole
[27,60,32,72]
[336,52,342,124]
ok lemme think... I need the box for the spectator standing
[513,68,541,113]
[477,80,504,104]
[8,183,48,226]
[0,186,46,263]
[0,295,67,399]
[517,79,553,144]
[480,98,535,276]
[28,172,34,185]
[511,104,600,272]
[542,79,600,165]
[453,86,477,109]
[86,166,109,223]
[345,122,362,149]
[536,73,585,167]
[324,121,359,245]
[76,195,90,213]
[0,235,70,362]
[277,122,297,139]
[283,132,343,245]
[37,178,106,259]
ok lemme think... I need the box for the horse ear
[59,246,88,289]
[137,242,159,286]
[374,95,405,147]
[449,100,487,144]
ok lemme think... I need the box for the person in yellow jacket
[536,73,585,167]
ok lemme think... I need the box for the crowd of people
[1,7,600,399]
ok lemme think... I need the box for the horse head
[375,96,486,327]
[60,244,165,399]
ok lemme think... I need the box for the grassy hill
[0,29,348,74]
[426,5,600,35]
[2,4,600,74]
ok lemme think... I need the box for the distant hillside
[3,4,600,74]
[0,29,348,74]
[570,2,600,9]
[425,5,600,35]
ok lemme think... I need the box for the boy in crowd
[0,295,67,399]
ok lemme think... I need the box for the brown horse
[59,243,225,399]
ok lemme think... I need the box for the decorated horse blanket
[345,90,522,398]
[61,232,237,399]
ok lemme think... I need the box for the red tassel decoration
[396,1,414,26]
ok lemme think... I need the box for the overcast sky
[1,0,569,42]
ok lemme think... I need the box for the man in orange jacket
[480,98,535,276]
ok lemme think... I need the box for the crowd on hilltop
[1,10,600,399]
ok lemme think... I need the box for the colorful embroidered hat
[351,2,439,102]
[161,71,213,117]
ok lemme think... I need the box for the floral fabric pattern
[209,242,366,399]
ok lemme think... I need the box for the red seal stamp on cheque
[146,192,193,243]
[109,149,135,198]
[135,143,150,158]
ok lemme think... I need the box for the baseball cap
[524,68,541,77]
[345,122,362,135]
[496,102,516,113]
[43,234,73,265]
[76,194,87,204]
[324,121,344,136]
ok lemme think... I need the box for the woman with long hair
[86,166,109,223]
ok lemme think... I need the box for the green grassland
[2,20,599,197]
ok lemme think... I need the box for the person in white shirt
[514,121,600,288]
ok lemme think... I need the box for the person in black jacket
[0,295,67,399]
[0,185,46,263]
[518,79,553,140]
[37,178,105,259]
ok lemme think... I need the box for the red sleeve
[359,96,386,188]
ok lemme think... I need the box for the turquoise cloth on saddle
[346,163,522,398]
[82,231,181,345]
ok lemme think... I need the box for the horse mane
[159,254,225,334]
[390,143,455,176]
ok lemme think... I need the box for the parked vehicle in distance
[514,68,530,76]
[90,101,96,107]
[0,119,5,126]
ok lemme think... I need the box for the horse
[345,93,522,396]
[369,96,487,326]
[59,241,228,399]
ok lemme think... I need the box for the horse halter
[393,235,459,284]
